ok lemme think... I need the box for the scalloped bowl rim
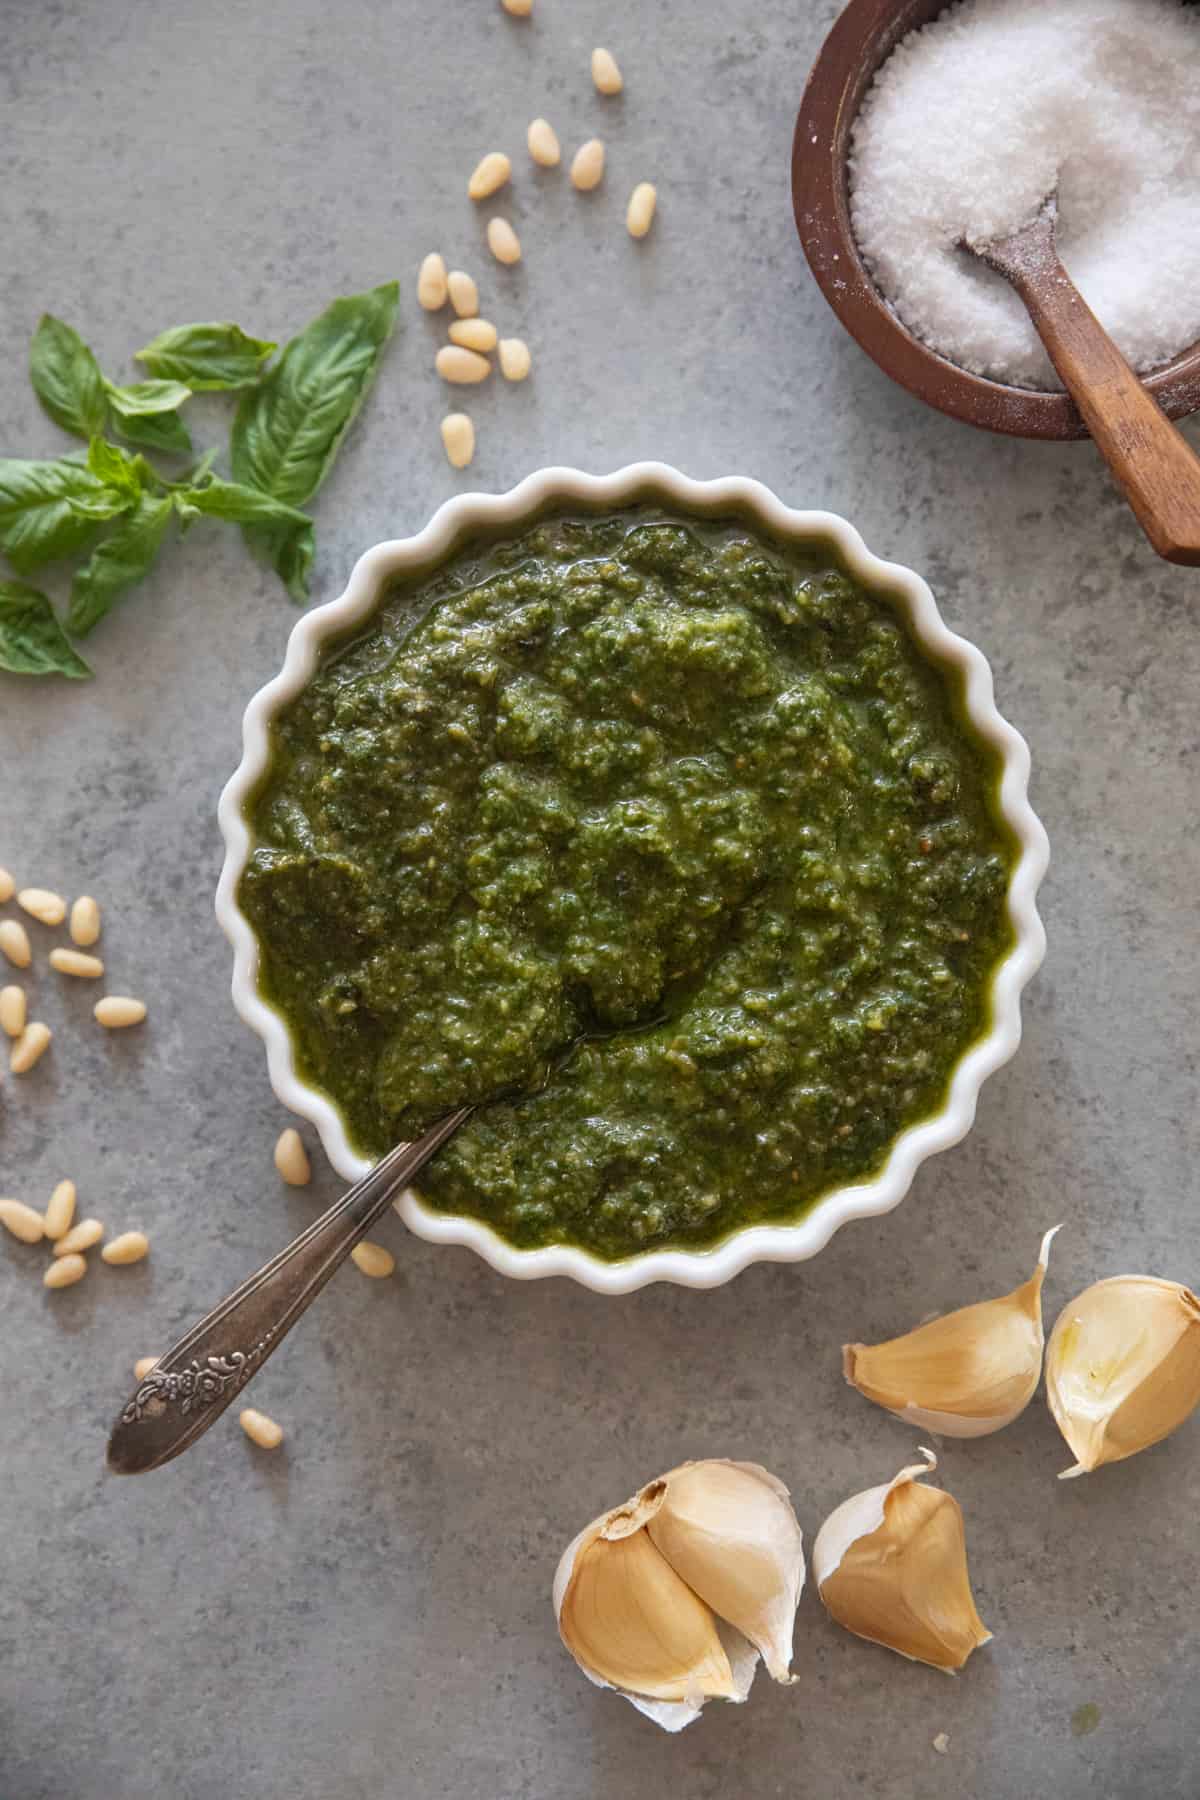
[215,462,1048,1294]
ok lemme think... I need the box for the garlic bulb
[812,1449,992,1673]
[554,1459,804,1731]
[843,1225,1061,1438]
[1045,1276,1200,1478]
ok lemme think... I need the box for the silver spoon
[105,1106,471,1476]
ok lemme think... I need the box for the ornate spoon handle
[106,1106,471,1476]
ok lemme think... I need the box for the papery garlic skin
[553,1458,802,1731]
[646,1461,805,1681]
[813,1449,992,1673]
[1046,1276,1200,1478]
[843,1226,1061,1438]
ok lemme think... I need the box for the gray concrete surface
[2,1,1198,1795]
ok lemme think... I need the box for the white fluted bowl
[216,463,1048,1294]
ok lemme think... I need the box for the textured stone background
[2,2,1198,1796]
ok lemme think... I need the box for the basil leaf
[261,518,315,605]
[0,581,92,678]
[30,315,107,440]
[0,458,117,573]
[104,378,192,416]
[173,477,312,528]
[231,282,399,508]
[135,322,277,390]
[87,436,147,502]
[66,488,138,522]
[105,381,193,454]
[67,495,174,637]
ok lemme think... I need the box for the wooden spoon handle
[1002,241,1200,565]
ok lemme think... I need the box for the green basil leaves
[3,284,400,675]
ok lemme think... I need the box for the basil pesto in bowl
[216,465,1047,1293]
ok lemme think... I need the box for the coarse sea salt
[849,0,1200,389]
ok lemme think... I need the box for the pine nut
[0,1199,46,1244]
[570,139,605,191]
[591,47,623,94]
[102,1230,149,1265]
[69,895,101,946]
[49,947,104,979]
[274,1128,311,1185]
[486,217,522,265]
[351,1240,396,1278]
[10,1021,51,1073]
[436,345,492,384]
[468,152,512,201]
[501,0,532,14]
[448,317,498,352]
[0,985,25,1037]
[134,1356,158,1380]
[498,337,532,381]
[527,118,561,167]
[240,1407,284,1449]
[44,1253,86,1290]
[417,251,448,311]
[447,271,480,318]
[95,996,146,1028]
[17,887,66,926]
[626,182,658,239]
[0,919,32,968]
[440,413,476,470]
[0,867,13,903]
[44,1179,76,1241]
[53,1218,104,1256]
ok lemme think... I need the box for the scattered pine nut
[527,118,561,167]
[17,887,66,927]
[240,1407,284,1450]
[274,1127,312,1186]
[0,985,26,1038]
[0,867,13,903]
[486,217,522,265]
[44,1179,77,1241]
[94,996,146,1028]
[44,1253,87,1290]
[10,1021,51,1073]
[436,345,493,384]
[468,152,512,202]
[448,317,498,352]
[591,47,624,95]
[417,252,448,311]
[351,1240,396,1279]
[570,139,605,192]
[102,1230,149,1265]
[69,895,101,946]
[0,1198,46,1245]
[134,1356,158,1381]
[626,181,658,239]
[447,271,479,318]
[441,413,476,470]
[53,1218,104,1257]
[501,0,532,14]
[0,919,32,969]
[49,947,104,979]
[498,337,532,381]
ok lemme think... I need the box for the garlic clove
[813,1449,992,1673]
[1045,1276,1200,1477]
[555,1505,736,1714]
[646,1460,804,1682]
[843,1226,1061,1438]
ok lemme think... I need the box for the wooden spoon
[965,196,1200,566]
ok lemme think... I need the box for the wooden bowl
[792,0,1200,440]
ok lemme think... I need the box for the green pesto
[240,510,1016,1259]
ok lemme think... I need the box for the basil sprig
[2,284,400,675]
